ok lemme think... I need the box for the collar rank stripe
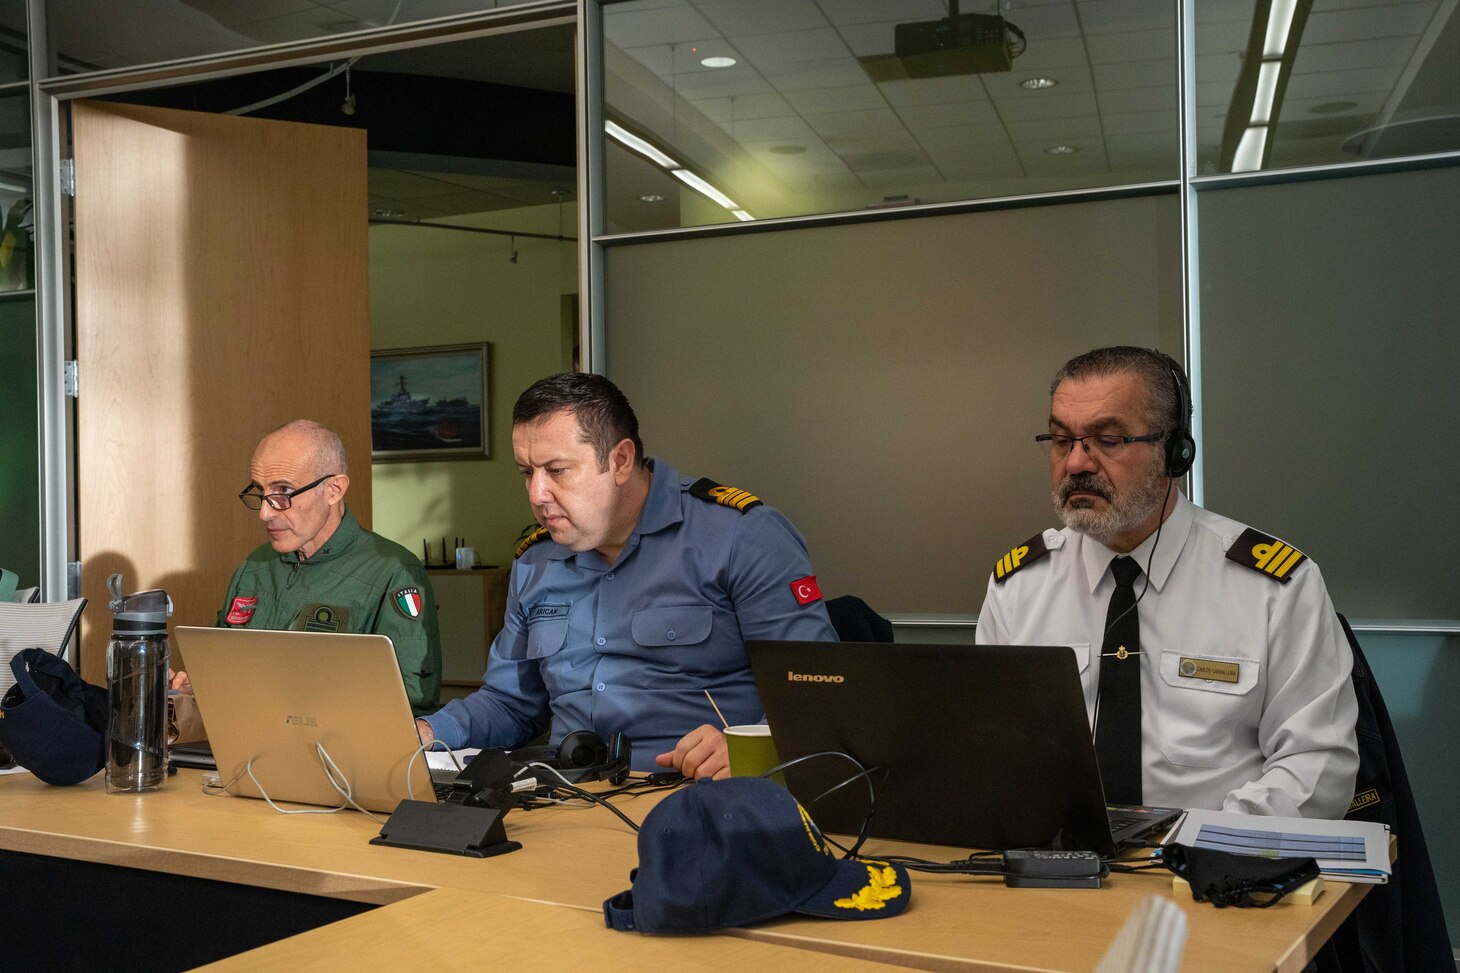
[514,524,550,559]
[688,477,763,513]
[1225,527,1307,583]
[993,533,1049,584]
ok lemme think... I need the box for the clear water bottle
[105,573,172,794]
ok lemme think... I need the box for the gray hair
[1050,346,1182,437]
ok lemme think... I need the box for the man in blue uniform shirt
[418,373,836,779]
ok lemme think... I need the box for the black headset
[510,730,631,785]
[1151,349,1195,478]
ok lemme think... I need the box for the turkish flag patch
[790,576,823,606]
[225,596,257,625]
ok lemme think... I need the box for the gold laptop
[173,626,435,812]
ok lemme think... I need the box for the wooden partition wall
[72,101,371,682]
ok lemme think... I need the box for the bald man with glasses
[176,419,441,715]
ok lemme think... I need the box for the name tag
[529,602,569,620]
[1177,657,1240,683]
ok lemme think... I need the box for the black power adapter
[1002,850,1107,889]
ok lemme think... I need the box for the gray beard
[1051,464,1169,547]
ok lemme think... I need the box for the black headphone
[510,730,631,785]
[1151,349,1195,478]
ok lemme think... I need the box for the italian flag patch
[393,587,424,620]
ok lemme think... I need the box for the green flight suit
[216,508,442,715]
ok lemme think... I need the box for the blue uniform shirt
[424,459,837,768]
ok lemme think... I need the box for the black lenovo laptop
[746,641,1181,858]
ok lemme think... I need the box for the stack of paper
[1169,809,1391,884]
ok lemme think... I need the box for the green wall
[368,204,577,568]
[0,295,39,587]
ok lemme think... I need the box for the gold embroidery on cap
[834,864,904,911]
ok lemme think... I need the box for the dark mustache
[1059,473,1111,502]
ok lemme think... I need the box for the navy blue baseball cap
[604,776,911,933]
[0,648,108,786]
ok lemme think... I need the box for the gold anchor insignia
[1102,645,1139,660]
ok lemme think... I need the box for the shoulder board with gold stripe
[993,533,1049,584]
[1225,527,1307,583]
[513,523,550,559]
[688,477,763,513]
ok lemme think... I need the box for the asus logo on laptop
[787,671,845,683]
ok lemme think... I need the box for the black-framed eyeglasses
[238,473,337,511]
[1035,432,1165,459]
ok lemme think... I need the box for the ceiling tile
[1283,65,1406,99]
[1004,114,1104,142]
[729,114,821,142]
[764,58,870,90]
[914,121,1013,150]
[879,74,990,108]
[1086,28,1175,65]
[1004,4,1082,41]
[895,99,1003,131]
[604,3,720,46]
[1008,35,1092,72]
[1100,109,1175,136]
[1292,37,1415,73]
[733,27,854,67]
[1075,1,1175,36]
[818,0,946,27]
[1303,3,1437,46]
[1091,58,1175,91]
[689,91,798,121]
[990,90,1099,122]
[694,0,830,36]
[783,83,887,114]
[806,107,908,138]
[1098,86,1177,114]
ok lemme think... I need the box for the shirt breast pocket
[1157,650,1261,768]
[525,616,570,660]
[631,606,713,649]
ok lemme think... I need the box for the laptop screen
[747,640,1118,856]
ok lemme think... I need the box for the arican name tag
[1177,657,1240,683]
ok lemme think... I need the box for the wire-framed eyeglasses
[1035,432,1164,459]
[238,473,337,511]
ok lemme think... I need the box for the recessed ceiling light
[639,194,665,203]
[1020,77,1058,90]
[700,56,737,68]
[1044,144,1079,155]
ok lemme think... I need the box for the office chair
[1315,614,1454,973]
[1094,895,1187,973]
[825,595,894,643]
[0,598,89,699]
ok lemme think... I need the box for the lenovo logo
[787,671,845,683]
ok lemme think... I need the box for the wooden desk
[0,771,1368,972]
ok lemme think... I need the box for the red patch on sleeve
[790,576,823,606]
[225,596,257,625]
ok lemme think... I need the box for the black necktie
[1096,556,1143,805]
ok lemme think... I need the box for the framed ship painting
[370,343,490,462]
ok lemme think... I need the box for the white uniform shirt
[976,493,1358,818]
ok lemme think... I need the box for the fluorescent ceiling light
[1231,126,1269,172]
[1250,60,1282,125]
[605,120,679,169]
[670,168,737,209]
[700,56,736,68]
[731,210,754,221]
[1263,0,1298,58]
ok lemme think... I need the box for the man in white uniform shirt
[976,347,1357,818]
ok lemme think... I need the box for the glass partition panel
[1198,165,1459,617]
[0,91,31,292]
[0,293,39,587]
[0,4,27,84]
[42,0,547,76]
[602,0,1179,232]
[1195,0,1460,173]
